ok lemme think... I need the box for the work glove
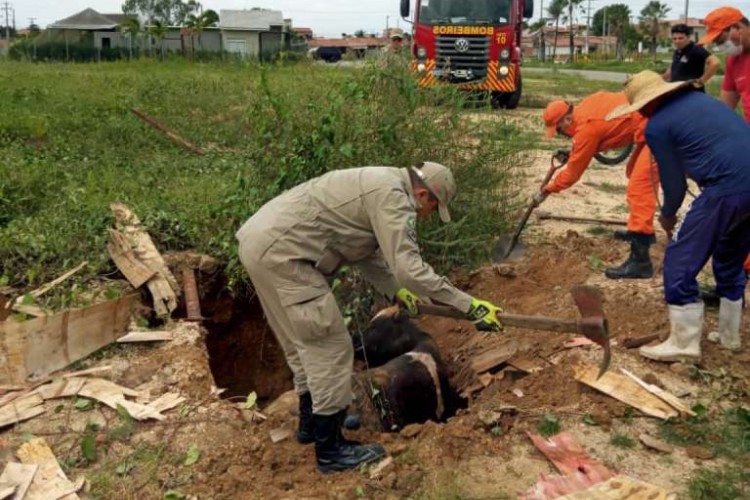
[554,149,571,165]
[532,190,548,207]
[467,298,503,332]
[394,288,421,317]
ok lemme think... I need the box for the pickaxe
[414,285,611,378]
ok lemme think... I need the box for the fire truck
[400,0,533,109]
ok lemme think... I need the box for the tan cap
[411,162,456,223]
[390,28,405,40]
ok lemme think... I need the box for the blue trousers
[664,192,750,305]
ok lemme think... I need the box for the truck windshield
[418,0,512,26]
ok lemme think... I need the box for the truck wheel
[505,76,522,110]
[490,76,523,110]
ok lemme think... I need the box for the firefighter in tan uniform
[236,162,502,473]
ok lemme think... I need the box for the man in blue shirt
[609,71,750,362]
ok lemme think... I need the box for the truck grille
[436,35,490,83]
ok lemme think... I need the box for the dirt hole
[203,294,294,404]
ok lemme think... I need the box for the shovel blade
[491,235,526,263]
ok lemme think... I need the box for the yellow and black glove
[467,298,503,332]
[394,288,421,317]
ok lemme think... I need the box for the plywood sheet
[575,365,678,420]
[16,438,79,500]
[560,476,674,499]
[0,462,38,500]
[0,295,138,385]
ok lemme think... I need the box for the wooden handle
[417,304,580,334]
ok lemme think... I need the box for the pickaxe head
[570,285,611,379]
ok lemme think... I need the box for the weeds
[661,405,750,459]
[609,433,636,449]
[689,467,750,500]
[0,58,526,310]
[537,414,560,437]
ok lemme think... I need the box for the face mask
[717,40,742,56]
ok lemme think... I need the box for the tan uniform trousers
[239,241,353,416]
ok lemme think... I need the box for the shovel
[414,285,611,379]
[491,150,569,263]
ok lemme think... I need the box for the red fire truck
[400,0,533,109]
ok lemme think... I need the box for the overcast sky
[14,0,749,38]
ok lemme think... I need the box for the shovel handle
[417,304,580,334]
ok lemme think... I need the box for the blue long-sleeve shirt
[645,90,750,217]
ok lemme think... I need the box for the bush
[0,58,525,303]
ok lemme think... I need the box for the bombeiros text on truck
[400,0,534,109]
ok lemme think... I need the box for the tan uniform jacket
[236,167,473,312]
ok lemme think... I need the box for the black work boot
[613,229,634,242]
[314,411,386,474]
[296,392,314,444]
[605,237,654,279]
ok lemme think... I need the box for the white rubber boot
[640,303,703,363]
[707,298,742,351]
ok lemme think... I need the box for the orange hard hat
[543,100,570,138]
[699,7,746,45]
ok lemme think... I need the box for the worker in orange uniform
[538,92,659,279]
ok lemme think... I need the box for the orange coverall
[545,92,659,236]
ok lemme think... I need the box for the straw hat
[606,71,694,121]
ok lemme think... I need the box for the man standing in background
[663,23,720,90]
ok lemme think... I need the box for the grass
[689,467,750,500]
[537,414,561,437]
[609,433,636,449]
[0,58,528,305]
[584,181,627,195]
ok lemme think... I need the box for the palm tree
[148,20,168,60]
[548,0,566,61]
[639,1,671,60]
[118,16,141,60]
[186,9,219,54]
[567,0,584,62]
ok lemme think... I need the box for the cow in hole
[351,307,465,431]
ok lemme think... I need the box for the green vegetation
[609,433,636,449]
[537,414,561,437]
[689,467,750,500]
[0,59,525,303]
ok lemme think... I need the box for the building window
[102,37,111,49]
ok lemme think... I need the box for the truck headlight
[417,63,426,72]
[501,48,510,59]
[498,65,510,77]
[417,47,427,59]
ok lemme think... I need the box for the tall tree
[118,16,141,59]
[567,0,583,62]
[592,4,632,60]
[185,9,218,52]
[122,0,200,25]
[547,0,566,60]
[639,1,671,60]
[148,20,168,59]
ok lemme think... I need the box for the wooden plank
[25,262,88,300]
[63,366,112,379]
[471,345,518,374]
[16,438,79,500]
[110,203,178,317]
[0,295,138,385]
[34,379,86,401]
[508,357,544,374]
[0,462,38,500]
[9,305,46,319]
[147,393,185,414]
[0,484,15,500]
[0,394,45,428]
[107,229,156,288]
[575,365,678,420]
[117,331,174,343]
[78,378,163,421]
[537,212,628,227]
[620,369,696,417]
[559,475,673,499]
[130,108,207,156]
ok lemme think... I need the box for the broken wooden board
[0,294,138,385]
[575,365,679,420]
[78,378,164,421]
[621,369,696,417]
[110,203,178,317]
[269,428,291,444]
[34,378,87,400]
[147,392,185,414]
[22,262,88,301]
[0,394,45,428]
[559,475,675,499]
[0,484,14,500]
[16,438,80,500]
[0,462,38,500]
[523,472,611,500]
[527,432,615,483]
[471,345,518,374]
[508,357,544,374]
[117,331,174,343]
[107,229,156,288]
